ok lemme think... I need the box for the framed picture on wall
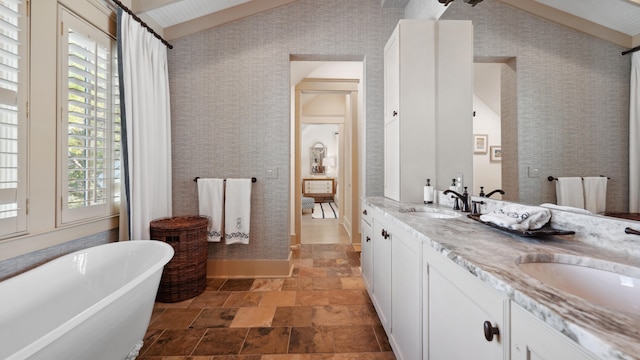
[473,134,488,154]
[490,146,502,162]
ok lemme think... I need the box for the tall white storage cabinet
[383,20,473,202]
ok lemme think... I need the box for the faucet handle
[479,186,485,197]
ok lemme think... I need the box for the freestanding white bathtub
[0,240,174,360]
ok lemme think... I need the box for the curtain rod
[622,45,639,56]
[111,0,173,49]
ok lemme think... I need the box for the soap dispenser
[424,179,434,204]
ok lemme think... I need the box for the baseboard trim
[206,252,293,278]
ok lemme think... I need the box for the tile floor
[138,243,396,359]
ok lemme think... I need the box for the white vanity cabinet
[511,303,599,360]
[390,221,422,360]
[371,214,393,332]
[360,202,374,293]
[383,19,473,203]
[425,245,509,360]
[362,207,423,360]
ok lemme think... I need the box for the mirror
[311,142,326,175]
[441,2,630,218]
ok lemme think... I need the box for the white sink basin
[516,254,640,316]
[399,207,461,219]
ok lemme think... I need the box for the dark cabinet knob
[363,209,367,215]
[381,229,390,239]
[366,236,371,242]
[392,110,398,117]
[483,321,499,341]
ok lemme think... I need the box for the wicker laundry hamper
[150,216,209,302]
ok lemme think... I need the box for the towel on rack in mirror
[583,177,608,214]
[555,177,585,209]
[480,204,551,231]
[197,178,224,242]
[225,179,252,245]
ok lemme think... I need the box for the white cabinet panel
[511,303,598,360]
[371,216,392,333]
[427,245,508,360]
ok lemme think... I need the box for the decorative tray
[467,214,575,237]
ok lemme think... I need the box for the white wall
[301,124,340,179]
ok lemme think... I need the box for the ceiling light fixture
[438,0,484,6]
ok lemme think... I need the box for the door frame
[292,78,360,246]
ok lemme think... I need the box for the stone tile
[325,267,353,278]
[298,267,327,278]
[192,328,248,356]
[139,328,164,356]
[260,355,313,360]
[313,259,337,268]
[154,297,195,309]
[149,308,203,329]
[259,290,296,306]
[283,277,313,290]
[340,277,365,290]
[347,304,379,325]
[312,277,343,290]
[190,291,232,308]
[142,328,207,356]
[223,292,263,307]
[230,306,276,327]
[311,305,352,326]
[289,326,335,353]
[330,325,381,353]
[191,308,238,328]
[295,290,330,306]
[206,278,227,291]
[220,279,256,291]
[271,306,314,327]
[251,278,284,291]
[327,290,367,305]
[373,325,392,352]
[240,327,290,355]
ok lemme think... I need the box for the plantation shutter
[0,0,26,237]
[60,8,119,224]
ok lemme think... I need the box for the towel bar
[193,177,257,183]
[548,175,609,182]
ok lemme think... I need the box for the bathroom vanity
[361,196,640,360]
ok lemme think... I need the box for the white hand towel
[225,178,252,245]
[583,177,607,214]
[480,204,551,231]
[539,203,592,215]
[556,177,585,209]
[197,178,224,242]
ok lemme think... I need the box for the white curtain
[118,10,172,240]
[631,52,640,212]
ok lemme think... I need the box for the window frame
[0,0,28,239]
[58,6,120,226]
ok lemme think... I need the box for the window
[0,0,26,238]
[59,7,120,224]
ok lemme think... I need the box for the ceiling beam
[499,0,632,48]
[131,0,181,14]
[163,0,300,41]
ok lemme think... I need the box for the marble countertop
[363,196,640,360]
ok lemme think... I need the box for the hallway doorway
[290,59,363,246]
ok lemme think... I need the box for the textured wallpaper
[168,0,403,260]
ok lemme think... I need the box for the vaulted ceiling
[131,0,640,48]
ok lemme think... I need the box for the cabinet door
[383,28,400,201]
[372,217,392,333]
[361,217,374,293]
[390,224,422,360]
[511,303,598,360]
[428,261,507,360]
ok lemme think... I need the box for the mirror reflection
[311,142,326,175]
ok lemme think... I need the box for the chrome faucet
[444,186,471,212]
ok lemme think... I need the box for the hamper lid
[150,216,209,230]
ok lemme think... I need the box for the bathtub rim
[3,239,174,360]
